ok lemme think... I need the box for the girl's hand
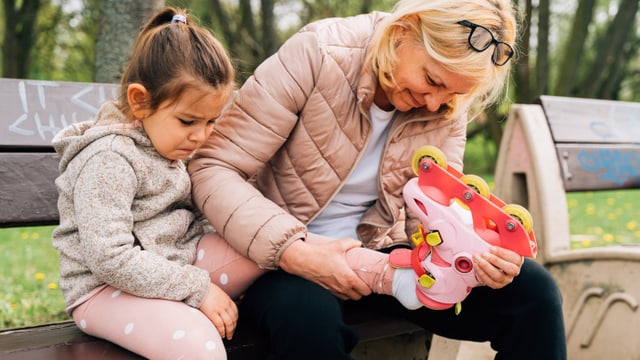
[473,246,524,289]
[199,283,238,340]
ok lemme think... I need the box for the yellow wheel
[411,145,447,176]
[503,204,533,233]
[460,174,491,198]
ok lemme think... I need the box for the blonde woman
[190,0,567,359]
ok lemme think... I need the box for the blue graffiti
[577,149,640,185]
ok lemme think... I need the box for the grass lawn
[0,188,638,329]
[567,189,640,249]
[0,226,69,328]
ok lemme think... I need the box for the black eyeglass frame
[457,20,514,66]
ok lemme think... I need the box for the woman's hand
[199,283,238,340]
[473,246,524,289]
[279,238,371,300]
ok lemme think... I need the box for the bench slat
[556,143,640,191]
[0,152,60,227]
[539,95,640,144]
[0,317,423,360]
[0,78,116,148]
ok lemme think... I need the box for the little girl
[52,6,426,359]
[52,7,265,359]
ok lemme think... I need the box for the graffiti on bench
[0,78,118,147]
[576,148,640,186]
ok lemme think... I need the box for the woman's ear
[127,83,149,119]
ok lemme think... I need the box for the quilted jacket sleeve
[189,30,325,269]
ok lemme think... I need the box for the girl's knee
[162,327,227,359]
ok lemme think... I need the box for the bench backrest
[540,95,640,191]
[494,95,640,263]
[0,78,118,228]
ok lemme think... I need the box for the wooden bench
[494,95,640,360]
[1,77,477,359]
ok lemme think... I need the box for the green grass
[1,188,639,329]
[0,226,70,329]
[567,189,640,249]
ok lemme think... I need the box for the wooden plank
[0,152,60,227]
[555,143,640,191]
[0,322,144,360]
[0,78,118,148]
[539,95,640,144]
[0,315,423,360]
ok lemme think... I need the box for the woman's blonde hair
[367,0,517,118]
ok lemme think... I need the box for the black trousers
[238,258,567,360]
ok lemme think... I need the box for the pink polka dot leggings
[71,232,265,359]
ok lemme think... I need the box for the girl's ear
[127,83,150,119]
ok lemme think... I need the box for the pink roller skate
[389,146,537,313]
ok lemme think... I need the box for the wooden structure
[494,95,640,360]
[0,77,455,359]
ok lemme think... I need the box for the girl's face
[141,86,228,161]
[375,42,477,113]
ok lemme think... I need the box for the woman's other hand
[473,246,524,289]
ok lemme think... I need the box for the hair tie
[171,14,187,24]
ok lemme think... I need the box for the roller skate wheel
[411,146,448,176]
[502,204,534,233]
[460,174,491,198]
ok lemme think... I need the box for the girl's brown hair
[117,7,235,118]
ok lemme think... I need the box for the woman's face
[375,41,477,113]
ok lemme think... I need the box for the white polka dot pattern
[205,340,217,350]
[219,273,229,285]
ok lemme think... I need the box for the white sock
[392,268,423,310]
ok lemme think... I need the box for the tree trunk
[554,0,596,96]
[94,0,164,83]
[535,0,550,98]
[261,0,277,58]
[580,0,639,99]
[601,36,640,100]
[513,0,532,103]
[2,0,41,78]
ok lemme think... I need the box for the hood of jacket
[52,101,152,172]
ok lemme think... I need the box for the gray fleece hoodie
[52,101,210,314]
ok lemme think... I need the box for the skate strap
[389,244,434,280]
[388,248,413,268]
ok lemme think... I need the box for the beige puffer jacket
[190,11,468,269]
